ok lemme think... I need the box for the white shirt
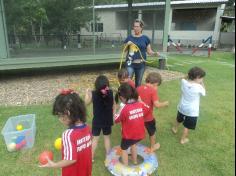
[178,79,206,117]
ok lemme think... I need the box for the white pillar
[92,0,95,55]
[168,8,173,33]
[0,0,9,58]
[138,10,142,20]
[213,4,225,47]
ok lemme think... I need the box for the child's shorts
[121,138,141,150]
[92,126,112,136]
[176,111,198,130]
[144,119,156,136]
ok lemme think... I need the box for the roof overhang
[221,16,235,19]
[95,0,228,9]
[221,15,235,22]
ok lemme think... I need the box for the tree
[44,0,92,34]
[4,0,93,36]
[22,0,48,42]
[4,0,48,46]
[4,0,25,45]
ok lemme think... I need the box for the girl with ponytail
[85,75,116,163]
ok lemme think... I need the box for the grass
[0,51,235,176]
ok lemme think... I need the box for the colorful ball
[15,140,27,150]
[15,136,25,144]
[7,143,16,152]
[54,138,62,150]
[39,151,53,165]
[16,124,23,131]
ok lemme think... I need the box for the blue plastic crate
[1,114,36,152]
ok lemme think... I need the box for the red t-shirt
[62,124,92,176]
[114,101,149,140]
[127,79,135,88]
[137,84,159,122]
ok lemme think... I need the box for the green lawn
[0,51,234,176]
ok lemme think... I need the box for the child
[137,72,169,152]
[85,75,115,162]
[172,66,206,144]
[115,69,136,106]
[40,89,92,176]
[114,83,149,166]
[117,68,135,88]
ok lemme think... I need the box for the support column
[138,10,142,20]
[92,0,95,55]
[0,0,9,59]
[162,0,171,52]
[151,12,156,45]
[214,4,226,47]
[127,0,133,36]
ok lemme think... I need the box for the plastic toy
[15,136,26,150]
[192,35,212,57]
[39,151,54,165]
[16,140,27,150]
[7,143,16,152]
[106,144,158,176]
[16,124,23,131]
[2,114,36,152]
[15,136,25,143]
[54,138,62,150]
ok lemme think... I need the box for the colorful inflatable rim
[105,144,158,176]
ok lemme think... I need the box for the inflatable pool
[105,144,158,176]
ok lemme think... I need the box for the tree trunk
[39,19,44,44]
[31,21,37,44]
[13,25,20,48]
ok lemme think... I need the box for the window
[172,8,216,31]
[91,23,103,32]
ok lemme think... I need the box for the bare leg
[180,127,190,144]
[130,144,137,164]
[103,135,111,154]
[103,135,111,166]
[92,136,100,161]
[172,120,180,134]
[149,135,160,152]
[121,149,128,166]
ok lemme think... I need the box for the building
[219,2,235,48]
[81,0,229,47]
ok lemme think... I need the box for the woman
[124,19,159,87]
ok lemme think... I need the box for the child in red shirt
[137,72,169,152]
[117,68,135,88]
[115,69,136,107]
[40,89,92,176]
[114,83,149,166]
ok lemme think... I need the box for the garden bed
[0,67,184,106]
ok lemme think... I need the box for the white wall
[81,11,116,35]
[80,5,224,46]
[220,32,235,45]
[98,11,116,34]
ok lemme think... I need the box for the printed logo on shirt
[77,135,92,152]
[129,108,144,120]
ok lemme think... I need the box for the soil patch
[0,67,184,106]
